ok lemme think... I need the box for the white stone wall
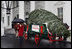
[19,1,25,20]
[30,1,35,12]
[63,1,71,30]
[35,1,45,9]
[1,1,71,42]
[45,1,71,30]
[1,1,7,28]
[13,8,19,19]
[2,1,71,30]
[45,1,58,16]
[1,1,6,36]
[24,1,30,18]
[1,21,4,36]
[6,9,13,29]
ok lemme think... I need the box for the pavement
[1,28,71,48]
[4,28,16,35]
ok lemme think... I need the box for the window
[3,17,4,23]
[58,7,63,22]
[16,1,19,7]
[24,1,30,18]
[17,14,19,18]
[8,16,10,25]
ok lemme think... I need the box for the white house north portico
[1,1,71,42]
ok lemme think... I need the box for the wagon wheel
[50,34,56,40]
[64,36,67,41]
[58,36,62,39]
[58,33,64,41]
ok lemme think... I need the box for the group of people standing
[14,23,26,47]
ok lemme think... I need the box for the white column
[9,9,13,28]
[1,9,6,36]
[4,9,7,28]
[19,1,25,20]
[30,1,35,12]
[9,1,13,28]
[1,21,4,36]
[1,8,5,36]
[3,1,7,29]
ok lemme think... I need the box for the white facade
[1,1,6,36]
[63,1,71,30]
[11,1,71,30]
[1,21,4,36]
[19,1,25,20]
[30,1,35,12]
[1,1,13,29]
[1,1,71,42]
[45,1,71,30]
[1,1,71,29]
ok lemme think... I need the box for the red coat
[18,25,24,36]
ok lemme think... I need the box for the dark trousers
[19,36,23,47]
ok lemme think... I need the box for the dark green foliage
[27,9,70,38]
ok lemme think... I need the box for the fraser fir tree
[27,9,70,38]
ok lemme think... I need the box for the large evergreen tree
[27,9,70,38]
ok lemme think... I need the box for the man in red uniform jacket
[17,23,24,47]
[18,23,24,36]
